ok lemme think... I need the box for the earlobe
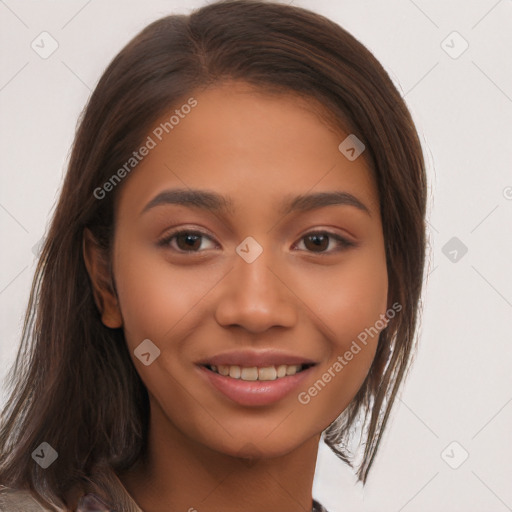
[82,228,123,329]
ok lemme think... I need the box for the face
[93,81,388,459]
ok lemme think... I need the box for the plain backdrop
[1,1,511,511]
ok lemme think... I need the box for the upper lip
[196,349,317,367]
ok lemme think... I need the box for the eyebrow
[140,188,371,217]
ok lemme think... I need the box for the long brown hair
[0,0,427,509]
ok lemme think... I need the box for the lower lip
[197,365,315,406]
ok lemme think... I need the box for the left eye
[158,230,354,254]
[293,231,355,254]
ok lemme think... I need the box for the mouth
[202,363,315,381]
[196,358,317,406]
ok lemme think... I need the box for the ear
[82,228,123,328]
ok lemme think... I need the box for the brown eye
[158,230,217,253]
[303,234,329,252]
[175,233,202,251]
[295,231,355,254]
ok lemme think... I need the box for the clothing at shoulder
[74,494,331,512]
[0,466,142,512]
[0,486,124,512]
[0,484,329,512]
[0,486,56,512]
[313,498,330,512]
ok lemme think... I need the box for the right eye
[157,229,218,253]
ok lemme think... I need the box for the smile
[197,363,316,407]
[205,363,312,381]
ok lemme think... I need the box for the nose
[214,244,298,334]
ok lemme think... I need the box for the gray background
[1,1,511,510]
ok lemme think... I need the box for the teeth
[258,366,277,381]
[276,364,287,378]
[211,364,305,381]
[241,367,258,381]
[286,365,299,376]
[229,365,241,379]
[218,365,229,376]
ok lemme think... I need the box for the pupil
[306,234,328,251]
[178,233,200,250]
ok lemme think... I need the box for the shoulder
[313,498,330,512]
[0,486,58,512]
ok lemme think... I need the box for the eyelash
[157,228,356,255]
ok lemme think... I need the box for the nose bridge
[236,240,277,299]
[214,235,297,332]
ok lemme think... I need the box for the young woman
[0,1,427,510]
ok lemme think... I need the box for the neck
[118,399,321,512]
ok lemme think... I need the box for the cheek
[112,239,217,350]
[294,246,388,423]
[304,244,388,345]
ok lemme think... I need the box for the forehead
[115,81,379,218]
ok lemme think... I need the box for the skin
[84,81,388,512]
